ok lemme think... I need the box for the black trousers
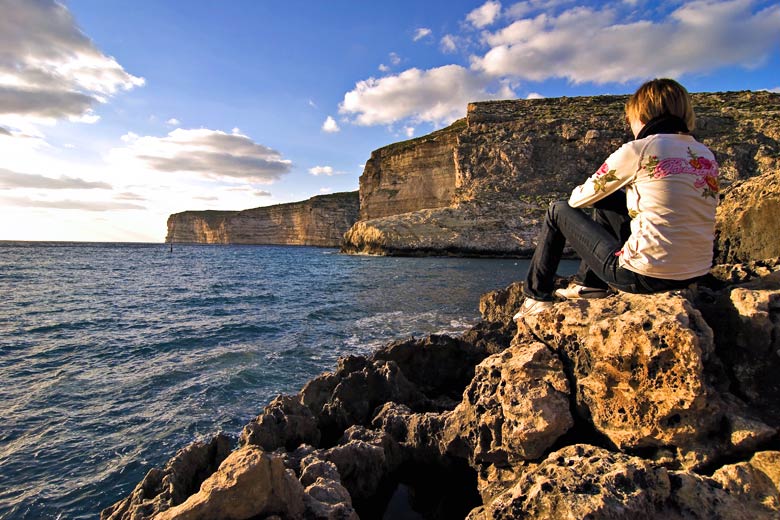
[523,191,699,301]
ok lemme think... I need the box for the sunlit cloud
[322,115,340,133]
[0,0,143,129]
[339,65,514,126]
[474,1,780,83]
[440,34,458,53]
[166,118,180,126]
[1,195,144,211]
[413,28,433,41]
[526,92,544,99]
[111,128,292,184]
[309,165,337,176]
[467,1,502,28]
[0,168,111,189]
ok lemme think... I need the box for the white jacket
[569,133,718,280]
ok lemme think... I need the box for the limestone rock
[341,201,542,257]
[372,402,447,464]
[299,356,428,445]
[715,170,780,264]
[372,334,487,400]
[696,271,780,424]
[299,457,359,520]
[478,281,525,324]
[155,445,305,520]
[359,121,463,220]
[523,291,775,469]
[166,191,358,247]
[473,444,778,520]
[712,451,780,515]
[442,341,573,466]
[101,434,232,520]
[239,394,320,451]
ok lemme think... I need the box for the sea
[0,242,577,519]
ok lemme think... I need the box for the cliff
[166,191,359,247]
[104,170,780,520]
[343,90,780,258]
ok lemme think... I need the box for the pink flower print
[596,162,610,176]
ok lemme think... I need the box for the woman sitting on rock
[514,78,719,321]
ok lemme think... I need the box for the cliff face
[166,191,359,247]
[359,121,464,220]
[344,90,780,257]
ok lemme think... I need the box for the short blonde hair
[625,78,695,131]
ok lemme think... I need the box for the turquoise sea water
[0,242,576,519]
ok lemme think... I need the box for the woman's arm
[569,142,639,208]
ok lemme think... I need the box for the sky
[0,0,778,242]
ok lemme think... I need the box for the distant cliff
[343,91,780,258]
[166,191,359,247]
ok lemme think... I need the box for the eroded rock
[101,434,231,520]
[442,341,573,466]
[472,444,780,520]
[239,394,320,451]
[155,445,305,520]
[523,291,775,469]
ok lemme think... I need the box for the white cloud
[166,118,181,126]
[111,128,292,184]
[505,0,574,20]
[379,64,390,72]
[309,165,335,176]
[1,195,143,211]
[254,190,272,197]
[0,167,111,189]
[339,65,514,126]
[467,1,503,28]
[769,87,780,93]
[319,187,333,194]
[413,28,433,41]
[526,92,545,99]
[474,1,780,84]
[441,34,458,53]
[308,99,318,108]
[404,126,415,138]
[0,0,144,127]
[389,52,402,65]
[322,115,340,133]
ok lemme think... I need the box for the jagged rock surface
[104,267,780,520]
[166,191,359,246]
[101,434,232,520]
[343,91,780,257]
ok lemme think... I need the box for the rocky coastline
[104,168,780,519]
[342,90,780,258]
[166,191,359,247]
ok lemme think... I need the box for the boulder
[696,271,780,425]
[299,356,428,445]
[239,394,320,451]
[715,170,780,264]
[523,291,775,469]
[155,445,305,520]
[470,444,780,520]
[101,434,232,520]
[442,341,573,466]
[372,334,487,400]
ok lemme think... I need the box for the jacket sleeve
[568,141,639,208]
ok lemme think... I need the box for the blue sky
[1,0,778,242]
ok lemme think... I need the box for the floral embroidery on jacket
[640,148,719,199]
[593,162,618,193]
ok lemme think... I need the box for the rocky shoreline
[103,254,780,519]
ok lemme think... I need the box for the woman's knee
[546,200,570,221]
